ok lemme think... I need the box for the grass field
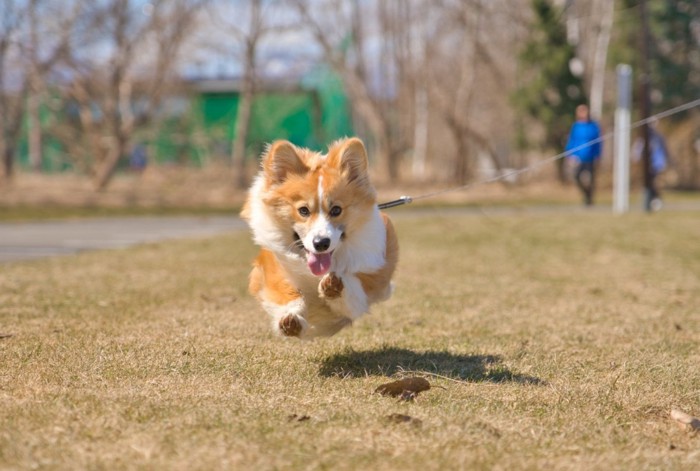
[1,209,700,470]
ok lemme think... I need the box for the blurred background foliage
[1,0,699,191]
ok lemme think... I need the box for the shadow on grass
[319,346,544,385]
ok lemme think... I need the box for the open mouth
[306,250,333,277]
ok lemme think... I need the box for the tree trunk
[1,110,23,180]
[589,0,613,121]
[690,120,699,189]
[386,146,401,182]
[294,0,404,182]
[94,145,123,191]
[232,84,253,189]
[2,145,15,179]
[412,85,428,180]
[556,156,567,184]
[232,40,255,189]
[0,112,6,180]
[454,139,471,185]
[94,79,134,191]
[27,0,43,172]
[27,88,43,172]
[231,0,261,189]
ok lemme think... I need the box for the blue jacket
[565,121,602,163]
[649,131,668,173]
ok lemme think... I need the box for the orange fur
[249,249,301,306]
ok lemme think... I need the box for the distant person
[632,120,669,211]
[130,143,148,173]
[565,104,602,206]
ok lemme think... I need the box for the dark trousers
[575,161,596,206]
[644,172,661,211]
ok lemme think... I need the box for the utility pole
[639,0,654,212]
[613,64,632,215]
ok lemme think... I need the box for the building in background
[16,66,353,172]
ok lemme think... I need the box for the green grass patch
[1,211,700,469]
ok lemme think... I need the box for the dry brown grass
[1,210,700,470]
[0,165,246,210]
[0,166,590,214]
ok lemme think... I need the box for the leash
[377,97,700,210]
[378,196,413,210]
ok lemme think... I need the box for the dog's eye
[329,206,342,217]
[298,206,311,217]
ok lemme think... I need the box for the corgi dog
[241,137,398,339]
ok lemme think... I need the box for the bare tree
[409,1,430,180]
[293,0,531,184]
[229,0,262,189]
[196,0,301,188]
[425,0,524,184]
[22,0,78,172]
[61,0,207,190]
[588,0,614,122]
[25,0,43,172]
[564,0,614,122]
[0,0,27,180]
[293,0,410,181]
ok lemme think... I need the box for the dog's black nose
[313,236,331,252]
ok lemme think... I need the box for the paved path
[1,200,698,263]
[0,216,245,263]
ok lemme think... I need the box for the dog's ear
[332,137,369,186]
[262,140,308,184]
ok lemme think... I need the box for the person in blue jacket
[565,104,602,206]
[632,119,669,211]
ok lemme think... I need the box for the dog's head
[258,137,377,276]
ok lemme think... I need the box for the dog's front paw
[279,314,303,337]
[319,272,344,299]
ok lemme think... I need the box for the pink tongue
[307,252,332,276]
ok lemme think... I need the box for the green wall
[17,74,354,170]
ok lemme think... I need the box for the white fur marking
[246,175,289,254]
[324,274,368,319]
[262,297,306,322]
[303,213,343,254]
[332,206,386,274]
